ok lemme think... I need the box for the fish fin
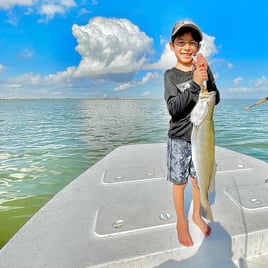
[201,204,214,221]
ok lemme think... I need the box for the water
[0,98,267,248]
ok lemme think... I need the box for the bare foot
[192,215,211,237]
[177,220,193,247]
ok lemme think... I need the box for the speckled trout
[191,90,216,221]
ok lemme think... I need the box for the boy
[164,19,220,247]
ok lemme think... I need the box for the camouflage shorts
[166,137,197,184]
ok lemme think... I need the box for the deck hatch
[102,165,164,183]
[95,196,175,237]
[216,158,252,172]
[225,184,268,210]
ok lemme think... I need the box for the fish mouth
[199,91,217,97]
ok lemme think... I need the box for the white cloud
[0,0,76,11]
[256,75,266,86]
[199,33,217,58]
[78,8,91,15]
[0,64,5,73]
[60,0,76,8]
[72,17,153,81]
[0,0,34,9]
[38,0,76,21]
[1,16,222,97]
[113,72,158,91]
[43,67,76,86]
[234,76,243,85]
[4,17,156,92]
[228,87,255,93]
[6,72,42,86]
[0,0,77,22]
[228,75,268,95]
[0,82,23,89]
[142,91,150,97]
[39,4,64,17]
[5,71,65,87]
[146,42,176,70]
[0,0,77,10]
[17,48,34,59]
[90,0,98,5]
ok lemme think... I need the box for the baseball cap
[171,20,202,41]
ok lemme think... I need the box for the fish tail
[201,204,214,221]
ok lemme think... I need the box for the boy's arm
[164,70,201,117]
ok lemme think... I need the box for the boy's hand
[192,54,208,87]
[196,54,208,69]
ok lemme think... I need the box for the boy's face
[169,32,200,67]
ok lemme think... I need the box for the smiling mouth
[181,53,192,58]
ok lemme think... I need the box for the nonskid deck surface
[0,143,268,268]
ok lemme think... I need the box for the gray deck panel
[0,143,268,268]
[103,164,164,183]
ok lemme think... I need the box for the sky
[1,0,268,99]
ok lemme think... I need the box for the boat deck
[0,143,268,267]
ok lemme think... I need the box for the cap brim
[172,23,202,41]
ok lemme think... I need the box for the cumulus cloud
[199,33,217,58]
[7,17,154,91]
[5,17,219,94]
[146,42,176,70]
[1,16,220,96]
[72,17,153,81]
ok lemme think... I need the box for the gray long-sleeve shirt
[164,66,220,142]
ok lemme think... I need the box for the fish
[190,89,216,221]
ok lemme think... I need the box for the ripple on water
[0,98,267,248]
